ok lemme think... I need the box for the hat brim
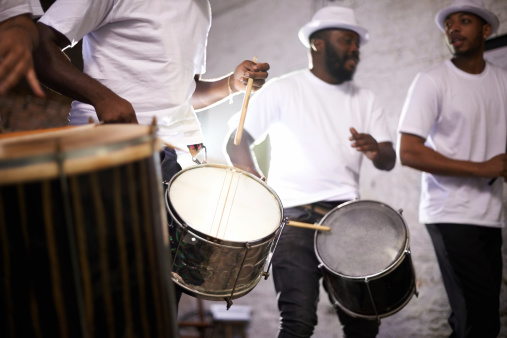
[298,21,370,48]
[435,5,499,35]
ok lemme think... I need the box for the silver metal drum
[315,200,417,320]
[165,164,284,307]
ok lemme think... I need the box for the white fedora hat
[435,0,499,35]
[298,6,370,48]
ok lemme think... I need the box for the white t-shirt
[39,0,211,149]
[398,59,507,228]
[0,0,43,21]
[230,69,393,208]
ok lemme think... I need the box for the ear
[482,22,492,39]
[310,38,324,52]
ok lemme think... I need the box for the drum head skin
[168,164,282,243]
[316,200,408,278]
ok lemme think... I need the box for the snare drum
[0,125,177,337]
[165,164,284,306]
[315,200,417,320]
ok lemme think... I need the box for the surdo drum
[165,164,284,307]
[315,200,417,320]
[0,125,177,338]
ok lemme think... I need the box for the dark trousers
[273,203,380,338]
[160,147,184,305]
[426,223,502,338]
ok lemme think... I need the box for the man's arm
[399,132,507,179]
[349,127,396,171]
[33,22,137,123]
[0,13,44,96]
[192,60,269,110]
[224,128,264,179]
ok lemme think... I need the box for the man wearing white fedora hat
[398,0,507,337]
[225,6,395,337]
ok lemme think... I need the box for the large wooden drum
[0,125,177,337]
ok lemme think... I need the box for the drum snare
[315,200,417,320]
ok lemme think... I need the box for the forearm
[399,133,491,177]
[34,24,117,106]
[33,23,137,122]
[192,74,239,110]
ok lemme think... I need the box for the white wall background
[179,1,507,337]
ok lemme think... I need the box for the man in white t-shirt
[398,0,507,336]
[0,0,44,96]
[33,0,269,177]
[32,0,270,318]
[225,7,395,338]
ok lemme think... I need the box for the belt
[297,201,347,216]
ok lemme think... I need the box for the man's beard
[324,43,356,82]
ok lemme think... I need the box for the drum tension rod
[225,242,252,310]
[263,217,288,280]
[364,278,381,324]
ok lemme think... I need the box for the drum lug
[263,217,288,278]
[364,278,381,324]
[398,208,403,215]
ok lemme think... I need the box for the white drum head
[168,165,282,242]
[316,200,407,278]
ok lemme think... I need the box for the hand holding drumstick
[231,57,270,145]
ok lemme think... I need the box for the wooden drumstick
[234,56,258,146]
[287,221,331,231]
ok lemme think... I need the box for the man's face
[323,29,360,82]
[444,12,489,56]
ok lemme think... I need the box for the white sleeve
[0,0,42,22]
[38,0,114,48]
[397,72,440,139]
[29,0,43,17]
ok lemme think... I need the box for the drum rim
[314,199,410,280]
[0,124,160,184]
[165,163,284,247]
[171,270,263,301]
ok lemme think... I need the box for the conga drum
[0,125,177,337]
[165,164,285,307]
[315,200,417,320]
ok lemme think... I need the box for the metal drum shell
[314,200,417,319]
[165,164,284,302]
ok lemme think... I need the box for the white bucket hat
[435,0,499,35]
[298,6,370,48]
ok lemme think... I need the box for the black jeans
[160,147,184,305]
[272,203,380,338]
[426,223,502,338]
